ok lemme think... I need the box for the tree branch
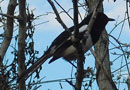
[54,0,73,20]
[0,12,20,20]
[83,0,103,38]
[48,0,68,30]
[126,76,130,90]
[109,34,130,75]
[17,0,27,90]
[72,0,85,90]
[0,0,17,65]
[126,0,130,29]
[90,47,117,90]
[87,0,117,90]
[73,0,103,89]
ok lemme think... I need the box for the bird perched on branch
[18,12,115,81]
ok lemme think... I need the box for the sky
[0,0,130,90]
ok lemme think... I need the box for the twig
[0,13,20,20]
[109,34,130,75]
[126,0,130,29]
[34,21,49,27]
[117,13,126,40]
[68,61,77,69]
[126,76,130,90]
[109,17,130,34]
[54,0,73,20]
[48,0,68,30]
[111,54,123,63]
[65,79,75,89]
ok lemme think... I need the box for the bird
[18,12,115,81]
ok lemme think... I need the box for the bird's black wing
[45,27,74,55]
[48,30,86,63]
[47,13,92,53]
[51,31,71,47]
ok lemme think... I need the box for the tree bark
[73,0,85,90]
[127,76,130,90]
[18,0,26,90]
[0,0,17,65]
[0,0,17,89]
[87,0,117,90]
[95,30,116,90]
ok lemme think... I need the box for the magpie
[18,12,115,81]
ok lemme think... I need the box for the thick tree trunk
[0,0,17,89]
[87,0,117,90]
[0,0,17,65]
[18,0,27,90]
[95,30,116,90]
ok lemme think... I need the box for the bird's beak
[108,18,115,21]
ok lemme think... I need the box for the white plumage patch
[63,34,93,58]
[72,25,88,34]
[63,45,76,57]
[82,34,93,52]
[79,25,88,33]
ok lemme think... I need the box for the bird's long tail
[17,54,51,82]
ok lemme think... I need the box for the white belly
[82,34,93,52]
[63,45,76,57]
[63,34,93,56]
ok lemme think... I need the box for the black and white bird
[18,12,115,81]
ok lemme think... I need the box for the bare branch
[112,62,130,73]
[84,0,103,37]
[126,0,130,29]
[126,76,130,90]
[109,34,130,75]
[0,12,20,20]
[72,0,85,90]
[17,0,27,90]
[48,0,68,30]
[66,79,75,89]
[109,17,130,34]
[0,0,17,64]
[117,13,126,40]
[54,0,73,20]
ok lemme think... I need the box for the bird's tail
[17,54,51,82]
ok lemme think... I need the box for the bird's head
[80,12,115,27]
[90,12,115,30]
[96,12,115,24]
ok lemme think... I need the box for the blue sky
[0,0,130,90]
